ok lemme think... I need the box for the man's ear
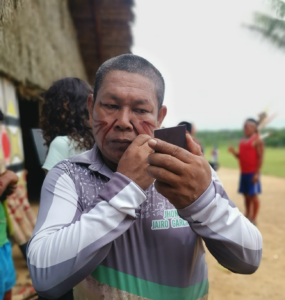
[157,105,167,128]
[87,94,94,125]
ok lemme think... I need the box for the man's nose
[115,109,133,131]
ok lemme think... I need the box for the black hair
[40,77,94,150]
[93,54,165,109]
[246,118,258,125]
[178,121,192,134]
[245,118,258,133]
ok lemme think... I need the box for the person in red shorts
[229,118,264,225]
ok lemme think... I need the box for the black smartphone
[154,125,186,150]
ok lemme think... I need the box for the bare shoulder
[254,136,264,151]
[255,136,264,146]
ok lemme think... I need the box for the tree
[245,0,285,49]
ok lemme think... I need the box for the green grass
[204,146,285,178]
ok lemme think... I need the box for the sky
[132,0,285,130]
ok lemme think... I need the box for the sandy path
[13,168,285,299]
[207,168,285,300]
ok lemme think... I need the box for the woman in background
[39,78,94,300]
[41,77,94,172]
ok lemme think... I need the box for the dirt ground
[13,167,285,300]
[206,168,285,300]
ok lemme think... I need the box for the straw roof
[0,0,134,92]
[0,0,87,92]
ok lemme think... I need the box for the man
[229,118,264,225]
[28,55,262,300]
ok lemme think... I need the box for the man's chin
[100,147,127,165]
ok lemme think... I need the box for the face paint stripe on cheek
[93,120,108,135]
[101,119,117,147]
[140,121,156,136]
[130,121,140,135]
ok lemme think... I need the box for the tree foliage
[196,128,285,148]
[245,0,285,49]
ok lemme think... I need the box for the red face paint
[101,119,117,145]
[130,121,140,135]
[140,121,156,136]
[93,120,108,135]
[93,119,117,148]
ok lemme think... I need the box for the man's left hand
[147,133,212,209]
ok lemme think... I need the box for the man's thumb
[186,133,203,156]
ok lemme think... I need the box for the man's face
[87,70,167,164]
[244,121,257,138]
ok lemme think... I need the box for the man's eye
[135,109,148,114]
[104,104,119,110]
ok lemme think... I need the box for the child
[229,118,264,225]
[0,170,18,300]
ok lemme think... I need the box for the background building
[0,0,134,199]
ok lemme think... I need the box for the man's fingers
[147,153,184,175]
[146,165,179,187]
[154,181,174,197]
[148,139,192,163]
[131,134,152,147]
[185,133,202,156]
[141,139,155,154]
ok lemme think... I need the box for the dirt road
[206,168,285,300]
[13,168,285,299]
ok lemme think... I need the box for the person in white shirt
[41,77,95,172]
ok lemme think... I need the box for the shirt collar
[69,144,114,179]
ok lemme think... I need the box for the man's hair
[93,54,165,109]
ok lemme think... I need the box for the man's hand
[117,134,155,190]
[146,133,212,209]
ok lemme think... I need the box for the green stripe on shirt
[91,265,208,300]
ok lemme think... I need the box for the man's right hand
[117,134,154,190]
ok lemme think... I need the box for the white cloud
[132,0,285,130]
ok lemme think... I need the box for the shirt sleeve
[177,168,262,274]
[42,137,70,171]
[27,166,146,299]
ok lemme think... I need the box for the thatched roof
[0,0,134,93]
[69,0,134,85]
[0,0,87,92]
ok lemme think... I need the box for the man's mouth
[111,139,133,144]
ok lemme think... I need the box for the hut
[0,0,134,199]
